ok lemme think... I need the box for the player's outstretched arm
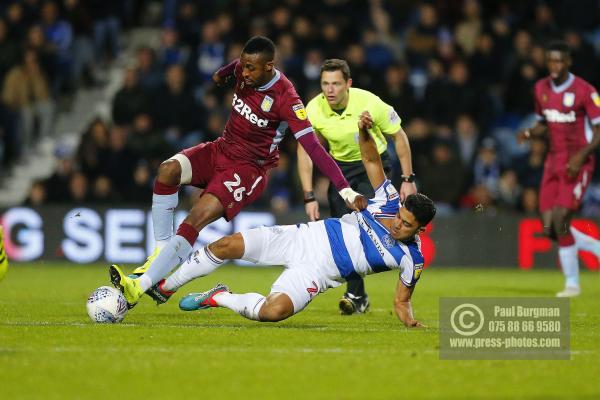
[297,144,320,221]
[517,121,548,144]
[394,281,424,328]
[297,133,366,211]
[358,111,386,190]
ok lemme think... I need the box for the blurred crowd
[13,0,600,216]
[0,0,128,173]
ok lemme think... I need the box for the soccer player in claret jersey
[153,111,435,327]
[108,36,364,307]
[518,41,600,297]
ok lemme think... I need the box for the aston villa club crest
[382,234,395,249]
[542,93,548,103]
[563,92,575,107]
[261,95,274,112]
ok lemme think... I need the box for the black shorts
[327,153,393,218]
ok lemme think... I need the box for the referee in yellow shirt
[297,59,417,315]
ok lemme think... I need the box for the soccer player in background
[148,111,435,327]
[518,41,600,297]
[109,36,364,307]
[298,59,417,315]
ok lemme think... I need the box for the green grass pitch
[1,263,599,399]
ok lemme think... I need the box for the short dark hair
[404,193,436,227]
[242,36,275,61]
[320,59,351,81]
[546,40,571,57]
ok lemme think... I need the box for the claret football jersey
[220,61,314,168]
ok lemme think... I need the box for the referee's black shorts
[327,153,393,218]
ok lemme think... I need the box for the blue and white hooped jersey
[321,179,425,287]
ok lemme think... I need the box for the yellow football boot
[109,264,144,308]
[131,247,160,276]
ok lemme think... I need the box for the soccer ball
[86,286,129,323]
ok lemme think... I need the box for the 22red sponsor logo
[232,93,269,127]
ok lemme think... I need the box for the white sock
[212,292,266,321]
[163,246,224,291]
[570,227,600,254]
[156,240,169,251]
[139,235,193,292]
[152,192,178,243]
[558,244,579,288]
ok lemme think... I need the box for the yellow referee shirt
[305,87,402,162]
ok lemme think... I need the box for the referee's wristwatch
[400,173,416,183]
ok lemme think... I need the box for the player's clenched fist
[358,111,374,130]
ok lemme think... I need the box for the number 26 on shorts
[223,173,263,202]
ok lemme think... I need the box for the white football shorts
[240,224,341,313]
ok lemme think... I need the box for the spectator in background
[276,33,302,81]
[345,44,371,90]
[25,24,56,86]
[5,2,27,41]
[521,187,539,215]
[419,139,465,214]
[455,114,479,167]
[425,60,482,129]
[90,0,120,63]
[530,3,560,43]
[128,113,172,170]
[152,64,201,150]
[175,1,200,49]
[67,171,89,204]
[454,0,482,56]
[497,169,521,210]
[361,28,393,73]
[472,137,501,199]
[40,0,73,97]
[90,175,116,204]
[135,47,162,91]
[43,145,75,203]
[2,49,55,156]
[190,20,225,86]
[157,24,189,69]
[514,136,547,189]
[565,31,599,87]
[124,161,153,204]
[379,63,418,124]
[469,33,501,86]
[75,118,110,180]
[404,118,434,173]
[64,0,97,87]
[104,125,137,195]
[24,180,47,206]
[406,3,444,68]
[0,18,20,84]
[112,67,149,126]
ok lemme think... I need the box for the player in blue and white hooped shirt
[151,111,436,327]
